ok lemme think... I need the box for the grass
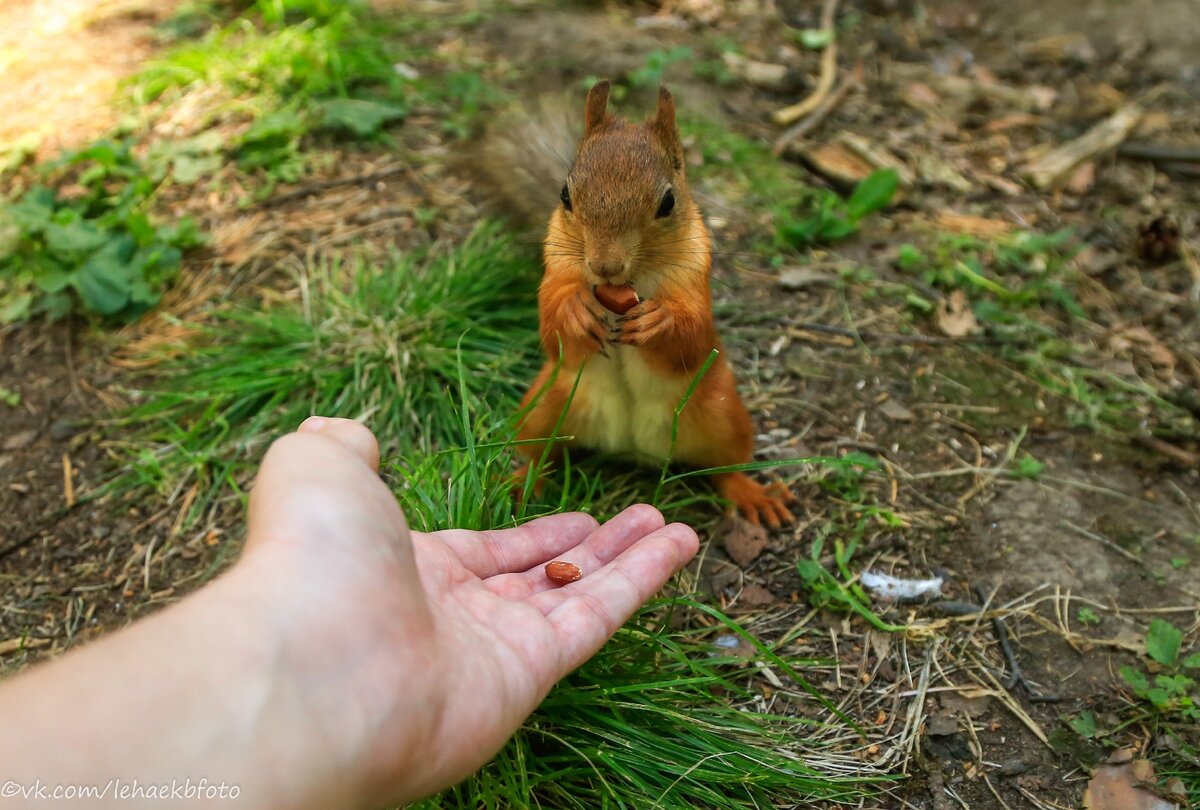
[112,223,540,524]
[420,599,885,808]
[124,0,503,186]
[387,379,884,807]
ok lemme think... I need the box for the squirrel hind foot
[715,473,797,528]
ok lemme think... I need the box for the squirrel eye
[560,183,572,212]
[655,188,675,219]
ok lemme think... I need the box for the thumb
[297,416,381,472]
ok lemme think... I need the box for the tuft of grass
[129,0,411,183]
[390,388,883,807]
[112,223,540,524]
[127,0,504,185]
[419,600,886,809]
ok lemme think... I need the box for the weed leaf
[846,169,899,220]
[318,97,406,135]
[1147,618,1183,667]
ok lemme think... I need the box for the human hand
[237,417,699,807]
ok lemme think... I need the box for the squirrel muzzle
[584,239,634,283]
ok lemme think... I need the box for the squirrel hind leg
[713,472,797,528]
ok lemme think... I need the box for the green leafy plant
[776,169,899,249]
[129,0,413,183]
[1076,607,1101,626]
[1012,453,1046,480]
[1067,709,1099,739]
[895,229,1080,322]
[1119,619,1199,721]
[0,141,204,322]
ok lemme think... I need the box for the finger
[426,512,599,579]
[535,522,699,674]
[481,504,665,599]
[298,416,381,472]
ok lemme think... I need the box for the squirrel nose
[587,256,626,280]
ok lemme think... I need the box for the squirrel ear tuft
[654,86,676,129]
[652,85,683,169]
[584,79,611,135]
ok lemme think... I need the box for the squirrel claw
[717,473,797,529]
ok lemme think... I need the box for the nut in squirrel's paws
[718,473,797,528]
[611,299,671,346]
[594,284,639,315]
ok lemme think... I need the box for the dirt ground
[2,0,1198,807]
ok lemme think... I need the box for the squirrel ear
[652,85,683,168]
[584,79,611,135]
[654,85,677,130]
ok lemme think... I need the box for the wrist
[220,547,447,809]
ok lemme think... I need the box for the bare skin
[0,417,699,809]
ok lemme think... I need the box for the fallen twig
[255,164,413,208]
[787,321,987,346]
[1133,434,1199,467]
[972,585,1063,703]
[1117,141,1200,164]
[772,62,862,155]
[1060,519,1141,564]
[772,0,840,126]
[1022,103,1144,190]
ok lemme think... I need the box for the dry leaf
[720,516,769,567]
[1107,325,1177,382]
[1068,161,1097,194]
[935,290,979,337]
[1083,759,1179,810]
[940,690,992,718]
[935,211,1015,239]
[738,584,779,607]
[879,398,915,422]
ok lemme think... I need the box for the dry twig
[772,62,862,155]
[772,0,840,126]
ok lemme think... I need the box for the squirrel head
[551,80,701,287]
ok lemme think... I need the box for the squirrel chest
[572,345,689,463]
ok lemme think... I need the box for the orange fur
[516,83,795,526]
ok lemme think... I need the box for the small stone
[879,398,915,422]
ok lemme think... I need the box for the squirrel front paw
[611,299,673,346]
[560,289,611,357]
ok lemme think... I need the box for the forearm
[0,558,364,809]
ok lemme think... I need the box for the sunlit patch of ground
[0,0,176,158]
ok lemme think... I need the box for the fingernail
[299,416,327,433]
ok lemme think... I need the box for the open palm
[244,417,698,807]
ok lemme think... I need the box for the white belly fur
[573,346,688,463]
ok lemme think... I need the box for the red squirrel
[515,81,796,527]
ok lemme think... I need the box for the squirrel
[504,80,796,527]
